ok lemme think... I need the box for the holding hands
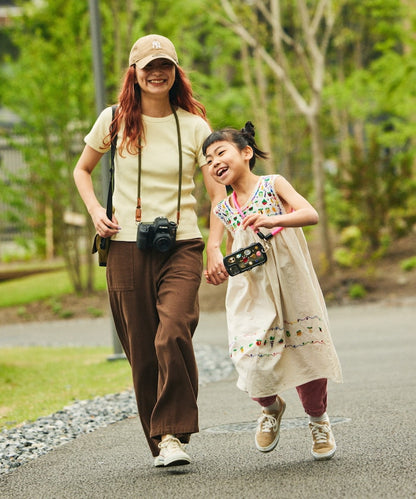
[204,246,228,285]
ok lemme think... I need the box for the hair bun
[241,121,255,138]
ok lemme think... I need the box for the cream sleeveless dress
[215,175,342,397]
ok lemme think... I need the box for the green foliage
[0,0,97,290]
[400,256,416,272]
[333,226,369,268]
[87,306,105,318]
[0,346,131,430]
[325,0,416,262]
[348,283,367,300]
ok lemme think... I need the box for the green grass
[0,266,107,308]
[0,346,132,431]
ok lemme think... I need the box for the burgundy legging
[252,378,327,418]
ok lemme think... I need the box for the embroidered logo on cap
[152,41,162,49]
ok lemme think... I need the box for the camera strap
[135,106,182,225]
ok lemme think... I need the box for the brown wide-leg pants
[106,238,204,456]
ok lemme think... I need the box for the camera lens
[153,235,173,252]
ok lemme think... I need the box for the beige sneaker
[309,421,336,460]
[156,435,191,467]
[255,396,286,452]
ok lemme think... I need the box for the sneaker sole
[256,434,281,453]
[255,398,286,453]
[164,455,191,467]
[312,445,336,461]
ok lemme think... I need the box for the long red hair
[106,65,207,155]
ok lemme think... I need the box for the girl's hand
[204,269,228,285]
[242,213,279,232]
[90,206,121,238]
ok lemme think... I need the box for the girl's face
[135,58,176,98]
[205,140,252,185]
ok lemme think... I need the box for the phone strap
[232,191,283,241]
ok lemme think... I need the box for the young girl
[203,122,342,460]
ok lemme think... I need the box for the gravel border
[0,344,233,476]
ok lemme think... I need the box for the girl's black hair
[202,121,268,170]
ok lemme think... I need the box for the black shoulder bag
[92,105,117,266]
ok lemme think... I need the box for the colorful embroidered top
[214,175,284,233]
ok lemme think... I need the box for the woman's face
[135,58,176,98]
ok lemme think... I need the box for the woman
[73,34,227,467]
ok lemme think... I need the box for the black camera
[137,216,177,252]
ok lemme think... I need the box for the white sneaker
[153,454,165,467]
[156,435,191,467]
[309,421,336,460]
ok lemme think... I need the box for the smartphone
[223,242,267,276]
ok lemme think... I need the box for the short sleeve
[84,106,113,153]
[195,118,212,167]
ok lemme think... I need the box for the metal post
[88,0,125,361]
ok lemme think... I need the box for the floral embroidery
[239,340,326,358]
[229,314,326,360]
[214,175,284,232]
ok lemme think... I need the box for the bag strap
[99,105,117,251]
[105,104,118,220]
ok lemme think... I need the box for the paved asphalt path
[0,299,415,498]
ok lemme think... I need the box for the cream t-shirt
[84,106,211,242]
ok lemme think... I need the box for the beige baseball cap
[129,34,178,68]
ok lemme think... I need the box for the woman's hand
[204,245,228,285]
[74,145,122,238]
[90,206,121,238]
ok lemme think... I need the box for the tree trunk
[307,113,332,272]
[45,203,54,260]
[253,47,274,174]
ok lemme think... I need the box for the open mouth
[217,166,228,177]
[148,79,166,84]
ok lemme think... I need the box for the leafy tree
[325,0,416,263]
[0,0,96,291]
[218,0,342,272]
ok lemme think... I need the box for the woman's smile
[136,58,176,95]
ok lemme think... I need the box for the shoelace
[310,423,330,443]
[258,414,277,433]
[159,436,183,450]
